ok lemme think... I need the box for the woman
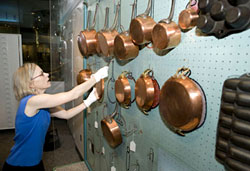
[2,63,109,171]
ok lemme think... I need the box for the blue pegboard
[83,0,250,170]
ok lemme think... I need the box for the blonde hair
[13,63,38,101]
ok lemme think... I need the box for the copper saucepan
[95,7,109,56]
[78,3,99,57]
[76,69,104,101]
[152,0,181,50]
[159,68,206,135]
[101,104,122,148]
[178,0,199,30]
[135,69,160,114]
[129,0,156,45]
[114,1,139,60]
[97,3,120,57]
[115,71,136,108]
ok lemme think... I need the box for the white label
[130,140,136,152]
[102,146,105,155]
[94,121,98,128]
[111,166,116,171]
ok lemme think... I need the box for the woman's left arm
[50,104,87,120]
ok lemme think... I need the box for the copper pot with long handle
[178,0,199,30]
[114,1,139,60]
[101,103,122,148]
[78,3,99,57]
[135,69,160,114]
[159,68,206,136]
[129,0,156,45]
[97,3,120,57]
[115,71,136,108]
[152,0,181,50]
[96,7,109,56]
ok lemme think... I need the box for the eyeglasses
[31,71,44,80]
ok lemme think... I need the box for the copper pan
[129,0,156,45]
[95,7,109,56]
[114,1,139,60]
[159,68,206,136]
[97,3,120,57]
[115,71,136,108]
[178,0,199,31]
[101,104,122,148]
[76,68,104,102]
[78,3,99,57]
[152,0,181,50]
[135,69,160,114]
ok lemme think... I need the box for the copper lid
[77,69,92,85]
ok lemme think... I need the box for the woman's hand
[83,88,99,107]
[92,66,109,82]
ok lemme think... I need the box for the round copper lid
[115,76,131,106]
[159,77,203,131]
[101,119,122,148]
[178,9,199,30]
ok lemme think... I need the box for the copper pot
[152,0,181,50]
[97,3,120,57]
[178,0,199,30]
[115,71,136,108]
[76,69,104,102]
[78,3,99,57]
[159,68,206,135]
[114,1,139,60]
[101,104,122,148]
[95,7,109,56]
[129,0,156,45]
[135,69,160,114]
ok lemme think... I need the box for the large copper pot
[129,0,156,45]
[101,104,122,148]
[76,69,104,101]
[135,69,160,114]
[97,3,120,57]
[115,71,136,108]
[114,1,139,60]
[152,0,181,50]
[178,0,199,30]
[78,3,99,57]
[159,68,206,136]
[95,7,109,56]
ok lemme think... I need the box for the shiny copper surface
[77,69,92,85]
[159,77,204,131]
[101,118,122,148]
[97,30,119,57]
[178,9,199,30]
[151,79,160,108]
[129,16,156,45]
[135,75,154,112]
[152,21,181,50]
[114,32,139,60]
[95,79,104,101]
[78,30,97,56]
[115,76,131,106]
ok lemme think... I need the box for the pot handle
[89,3,99,30]
[143,69,153,77]
[160,0,176,24]
[173,67,191,79]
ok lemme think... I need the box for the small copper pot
[95,7,109,56]
[77,3,99,57]
[101,104,122,148]
[152,0,181,50]
[159,68,206,136]
[97,3,120,57]
[76,69,104,102]
[178,0,199,30]
[135,69,160,114]
[129,0,156,45]
[114,2,139,60]
[115,71,136,108]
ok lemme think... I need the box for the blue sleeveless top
[6,95,51,166]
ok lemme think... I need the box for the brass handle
[143,69,153,77]
[173,67,190,79]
